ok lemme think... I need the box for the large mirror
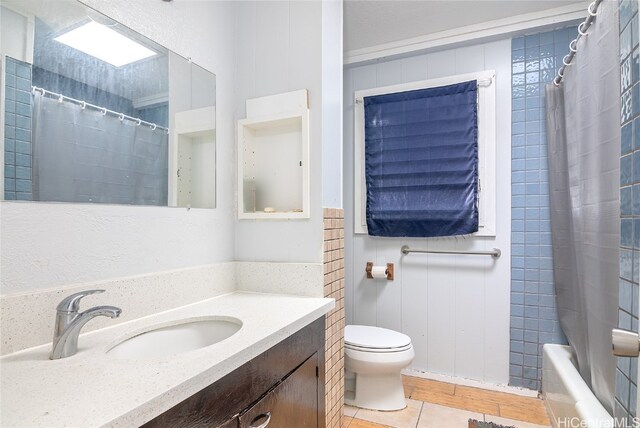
[1,0,216,208]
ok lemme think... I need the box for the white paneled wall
[344,39,512,384]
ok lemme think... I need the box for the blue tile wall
[510,27,575,391]
[617,0,639,422]
[4,57,32,201]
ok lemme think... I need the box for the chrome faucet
[50,289,122,360]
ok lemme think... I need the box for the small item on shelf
[264,207,276,213]
[291,208,303,212]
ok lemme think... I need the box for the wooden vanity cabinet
[142,317,325,428]
[239,353,319,428]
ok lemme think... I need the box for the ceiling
[344,0,587,52]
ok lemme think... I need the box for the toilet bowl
[344,325,415,411]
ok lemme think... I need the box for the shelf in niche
[237,90,309,220]
[170,106,216,209]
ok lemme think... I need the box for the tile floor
[343,375,552,428]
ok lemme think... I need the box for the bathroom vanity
[0,292,333,427]
[144,318,324,428]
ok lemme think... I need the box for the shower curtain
[545,1,619,414]
[32,92,168,206]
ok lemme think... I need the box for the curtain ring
[151,123,157,130]
[569,39,578,53]
[119,113,125,121]
[58,94,63,103]
[578,22,589,36]
[553,75,562,86]
[101,108,107,116]
[587,1,597,16]
[166,128,170,135]
[562,55,571,66]
[136,118,142,126]
[558,66,565,78]
[80,101,86,110]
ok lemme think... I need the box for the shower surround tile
[509,28,574,391]
[623,57,633,93]
[3,56,32,201]
[618,2,640,421]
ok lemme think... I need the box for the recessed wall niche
[237,89,310,220]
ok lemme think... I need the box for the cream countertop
[1,291,334,427]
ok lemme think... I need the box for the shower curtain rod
[553,0,604,86]
[31,86,169,134]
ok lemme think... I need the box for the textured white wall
[344,40,512,384]
[0,0,237,293]
[234,0,326,263]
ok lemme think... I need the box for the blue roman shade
[364,80,479,237]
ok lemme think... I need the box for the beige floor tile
[344,405,359,417]
[353,398,423,428]
[417,402,483,428]
[484,414,552,428]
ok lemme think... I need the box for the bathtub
[542,344,614,428]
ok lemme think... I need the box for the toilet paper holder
[365,262,394,280]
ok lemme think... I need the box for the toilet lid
[345,325,411,350]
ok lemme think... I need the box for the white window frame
[354,70,496,236]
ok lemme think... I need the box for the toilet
[344,325,415,411]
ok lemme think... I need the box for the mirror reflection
[1,0,216,208]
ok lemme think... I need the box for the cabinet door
[239,353,318,428]
[217,417,238,428]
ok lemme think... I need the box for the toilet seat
[345,325,412,352]
[345,342,413,353]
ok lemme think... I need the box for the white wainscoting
[343,39,512,384]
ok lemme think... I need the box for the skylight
[54,21,156,67]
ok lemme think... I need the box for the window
[354,70,496,237]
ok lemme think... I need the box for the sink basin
[107,317,242,358]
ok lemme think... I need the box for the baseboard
[402,368,540,398]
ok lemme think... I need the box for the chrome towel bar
[401,245,501,259]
